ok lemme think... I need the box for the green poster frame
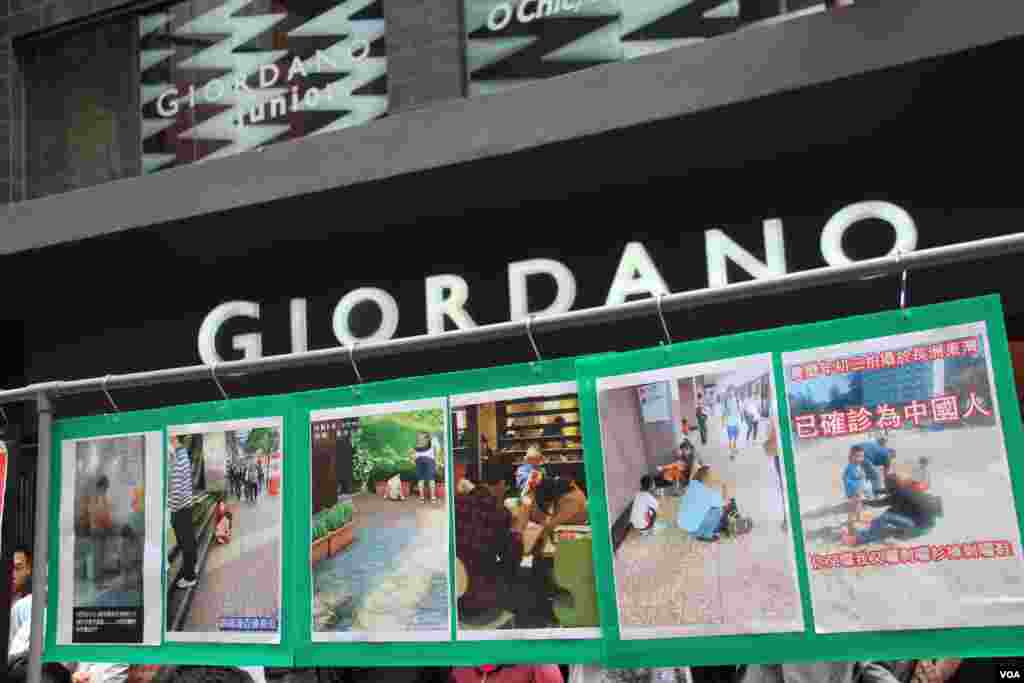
[46,394,300,667]
[293,356,606,666]
[576,294,1024,668]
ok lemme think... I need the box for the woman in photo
[411,431,440,504]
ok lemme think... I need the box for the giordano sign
[198,200,918,364]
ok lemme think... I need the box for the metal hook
[525,315,543,363]
[101,375,120,413]
[0,406,7,427]
[349,342,364,384]
[656,294,673,346]
[896,249,909,315]
[210,362,229,400]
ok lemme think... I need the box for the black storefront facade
[2,0,1024,677]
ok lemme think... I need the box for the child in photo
[630,475,659,536]
[844,446,870,533]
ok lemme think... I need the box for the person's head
[640,475,654,492]
[415,432,431,449]
[13,545,32,596]
[877,436,888,448]
[533,477,573,514]
[554,416,565,425]
[697,393,703,400]
[694,465,712,484]
[681,418,689,431]
[457,479,476,495]
[886,473,911,491]
[525,446,544,466]
[850,446,865,465]
[919,456,929,467]
[96,475,110,494]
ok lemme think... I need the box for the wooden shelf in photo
[504,407,579,419]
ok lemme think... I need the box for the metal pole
[0,231,1022,405]
[27,392,52,683]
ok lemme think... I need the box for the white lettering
[259,63,281,89]
[198,301,261,365]
[821,201,918,266]
[156,88,179,117]
[186,84,198,109]
[517,0,537,23]
[487,2,513,30]
[332,288,400,346]
[705,218,787,287]
[270,96,288,119]
[287,56,308,82]
[291,298,308,353]
[232,76,251,93]
[426,274,478,334]
[304,87,321,108]
[508,258,577,321]
[538,0,555,18]
[606,242,670,305]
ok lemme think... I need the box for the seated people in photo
[855,437,895,495]
[842,473,943,546]
[679,418,701,469]
[214,500,233,545]
[656,449,689,497]
[630,475,659,536]
[677,466,728,542]
[531,477,589,539]
[911,457,931,491]
[455,476,527,621]
[844,447,869,533]
[386,473,407,501]
[515,446,546,495]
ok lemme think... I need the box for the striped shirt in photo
[169,446,193,512]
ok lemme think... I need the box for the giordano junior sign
[197,200,919,364]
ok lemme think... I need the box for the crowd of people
[228,458,266,505]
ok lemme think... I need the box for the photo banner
[576,294,1024,668]
[294,357,606,666]
[46,396,299,667]
[57,432,164,646]
[0,441,8,559]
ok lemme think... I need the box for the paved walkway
[182,489,282,632]
[313,492,449,634]
[613,420,802,635]
[794,424,1024,632]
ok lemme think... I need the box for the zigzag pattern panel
[140,0,388,174]
[464,0,624,96]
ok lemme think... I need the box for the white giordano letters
[508,258,577,322]
[705,219,787,288]
[333,288,400,346]
[820,201,917,266]
[426,274,478,335]
[197,201,922,364]
[605,242,670,306]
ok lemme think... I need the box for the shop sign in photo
[310,398,452,642]
[782,322,1024,633]
[451,382,601,641]
[595,354,804,639]
[57,432,164,645]
[165,417,284,644]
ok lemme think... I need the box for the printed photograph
[58,432,163,645]
[166,418,283,643]
[596,355,804,639]
[311,399,451,642]
[784,322,1024,633]
[450,382,600,640]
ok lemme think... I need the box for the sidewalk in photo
[179,490,282,632]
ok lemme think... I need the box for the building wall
[599,386,649,526]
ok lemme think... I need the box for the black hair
[919,456,929,465]
[14,545,32,566]
[640,475,654,491]
[533,477,573,513]
[96,475,110,491]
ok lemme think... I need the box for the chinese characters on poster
[783,323,1024,632]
